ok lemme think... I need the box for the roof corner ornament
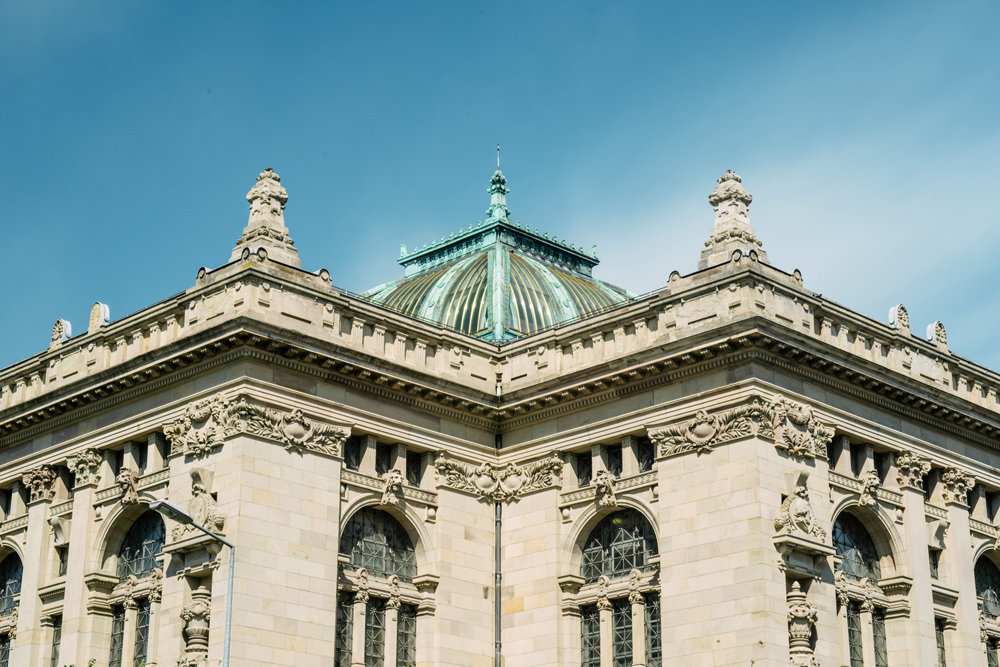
[487,158,511,222]
[698,170,769,270]
[230,168,301,268]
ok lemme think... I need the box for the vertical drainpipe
[495,429,503,667]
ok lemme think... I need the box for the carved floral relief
[940,467,975,505]
[894,451,931,491]
[163,393,350,459]
[648,394,834,460]
[67,448,103,487]
[22,465,57,503]
[434,453,563,502]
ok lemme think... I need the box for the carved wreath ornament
[164,393,349,459]
[434,453,562,502]
[648,395,834,460]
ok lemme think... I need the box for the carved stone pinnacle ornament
[787,580,819,667]
[230,168,300,267]
[699,170,769,269]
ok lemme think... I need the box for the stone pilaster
[58,471,100,666]
[11,479,57,666]
[941,470,983,665]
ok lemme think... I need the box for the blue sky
[2,1,998,370]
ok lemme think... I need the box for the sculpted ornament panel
[434,453,562,502]
[774,485,826,542]
[241,402,349,458]
[648,395,834,460]
[163,393,350,459]
[858,469,881,507]
[22,465,57,503]
[594,469,618,507]
[67,448,102,487]
[894,451,931,491]
[940,467,975,505]
[380,469,404,507]
[174,468,226,541]
[117,468,139,505]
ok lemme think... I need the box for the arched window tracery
[576,509,661,667]
[833,512,882,582]
[581,508,658,584]
[336,507,420,667]
[117,511,165,582]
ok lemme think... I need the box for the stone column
[147,580,163,667]
[11,465,58,666]
[9,480,25,517]
[835,586,850,667]
[941,468,982,666]
[787,581,819,667]
[860,603,877,667]
[360,435,378,476]
[598,576,612,667]
[148,432,166,471]
[38,615,57,667]
[621,436,639,478]
[830,435,851,475]
[629,570,645,667]
[61,449,102,665]
[121,600,138,667]
[894,451,938,663]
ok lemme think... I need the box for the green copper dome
[361,169,632,340]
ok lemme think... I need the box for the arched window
[0,555,21,616]
[581,509,658,584]
[977,557,1000,617]
[337,508,420,667]
[833,513,881,581]
[340,507,416,582]
[117,511,165,582]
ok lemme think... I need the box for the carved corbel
[594,469,618,507]
[386,574,402,610]
[117,467,139,506]
[48,515,70,547]
[858,469,881,507]
[628,569,644,605]
[356,568,370,604]
[596,575,612,611]
[380,469,403,507]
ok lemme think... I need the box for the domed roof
[362,169,632,340]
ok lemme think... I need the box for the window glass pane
[936,618,947,667]
[637,438,654,473]
[0,554,22,616]
[340,508,416,582]
[607,444,623,478]
[345,437,362,471]
[375,444,392,477]
[611,597,632,667]
[50,615,62,667]
[847,601,863,667]
[645,594,662,667]
[988,640,999,667]
[576,453,592,487]
[117,511,165,582]
[58,546,68,577]
[397,603,417,667]
[133,598,150,667]
[833,513,881,581]
[365,597,386,667]
[135,443,148,476]
[405,451,422,487]
[581,604,600,667]
[872,607,887,667]
[109,606,125,667]
[0,635,9,667]
[581,509,657,583]
[976,558,1000,617]
[335,592,354,667]
[929,549,940,580]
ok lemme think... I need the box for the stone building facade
[0,166,999,667]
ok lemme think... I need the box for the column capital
[894,450,931,491]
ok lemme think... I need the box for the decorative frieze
[22,465,57,503]
[164,393,350,459]
[940,467,975,505]
[164,394,242,458]
[67,448,102,487]
[786,581,819,667]
[895,451,932,491]
[241,402,349,458]
[434,453,562,502]
[648,395,833,460]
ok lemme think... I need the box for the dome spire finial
[487,151,511,221]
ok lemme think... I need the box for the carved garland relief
[647,394,834,460]
[163,393,350,459]
[434,453,563,502]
